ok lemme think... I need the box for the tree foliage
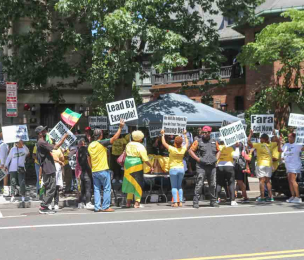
[0,0,263,106]
[239,9,304,128]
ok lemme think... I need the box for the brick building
[146,0,304,113]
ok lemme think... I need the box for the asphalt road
[0,199,304,260]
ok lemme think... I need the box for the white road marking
[1,215,26,219]
[0,210,304,230]
[0,211,3,218]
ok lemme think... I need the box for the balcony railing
[151,65,233,85]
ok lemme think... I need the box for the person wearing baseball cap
[35,125,68,214]
[84,126,92,144]
[189,125,219,208]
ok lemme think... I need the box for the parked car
[271,160,304,197]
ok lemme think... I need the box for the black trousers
[216,166,235,201]
[41,172,56,208]
[79,170,92,204]
[111,154,123,180]
[193,164,216,205]
[54,186,60,205]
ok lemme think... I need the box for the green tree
[239,9,304,129]
[57,0,263,102]
[0,0,91,104]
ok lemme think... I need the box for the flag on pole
[61,108,81,127]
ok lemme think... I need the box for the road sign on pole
[6,82,18,117]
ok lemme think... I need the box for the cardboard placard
[149,125,162,138]
[162,115,187,135]
[89,116,108,130]
[288,113,304,127]
[219,121,247,147]
[296,127,304,145]
[49,122,77,150]
[106,98,138,125]
[109,125,128,135]
[2,125,29,143]
[251,114,274,134]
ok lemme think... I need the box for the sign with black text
[106,98,138,125]
[109,125,128,135]
[2,125,29,143]
[251,114,274,134]
[162,115,187,135]
[149,125,162,138]
[219,121,247,147]
[89,116,107,130]
[296,127,304,145]
[288,113,304,127]
[49,122,77,150]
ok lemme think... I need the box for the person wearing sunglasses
[189,126,219,208]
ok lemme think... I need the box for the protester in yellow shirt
[160,129,188,207]
[271,136,281,172]
[216,142,239,206]
[88,119,125,212]
[111,136,127,183]
[248,130,281,202]
[62,148,72,193]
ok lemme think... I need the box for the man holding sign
[35,126,68,214]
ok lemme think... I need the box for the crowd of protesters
[0,122,303,215]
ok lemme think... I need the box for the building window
[235,96,244,111]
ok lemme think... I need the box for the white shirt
[282,143,303,170]
[5,145,29,172]
[0,141,9,167]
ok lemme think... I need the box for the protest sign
[149,125,162,138]
[162,115,187,135]
[2,125,29,143]
[288,113,304,127]
[210,132,221,141]
[219,121,247,147]
[109,125,128,135]
[106,98,138,125]
[296,127,304,145]
[89,116,108,130]
[49,122,77,150]
[251,114,274,134]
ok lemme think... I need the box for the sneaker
[3,186,10,197]
[266,197,274,202]
[240,198,250,203]
[78,202,84,209]
[292,197,302,204]
[286,197,295,203]
[84,202,94,210]
[48,205,53,210]
[210,202,220,207]
[10,196,16,203]
[231,201,238,206]
[193,203,199,209]
[54,205,59,211]
[39,207,55,214]
[256,197,266,202]
[101,208,115,212]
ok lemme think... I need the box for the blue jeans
[92,170,111,211]
[170,168,185,203]
[35,163,40,194]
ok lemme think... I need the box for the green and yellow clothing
[33,145,39,165]
[88,139,111,173]
[252,142,277,167]
[112,138,127,156]
[168,145,187,169]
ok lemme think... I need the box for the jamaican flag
[122,156,144,199]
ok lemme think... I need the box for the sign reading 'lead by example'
[219,120,247,147]
[106,98,138,125]
[251,114,274,134]
[162,115,187,135]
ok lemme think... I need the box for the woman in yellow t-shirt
[161,129,188,207]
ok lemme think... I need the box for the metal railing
[151,65,233,85]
